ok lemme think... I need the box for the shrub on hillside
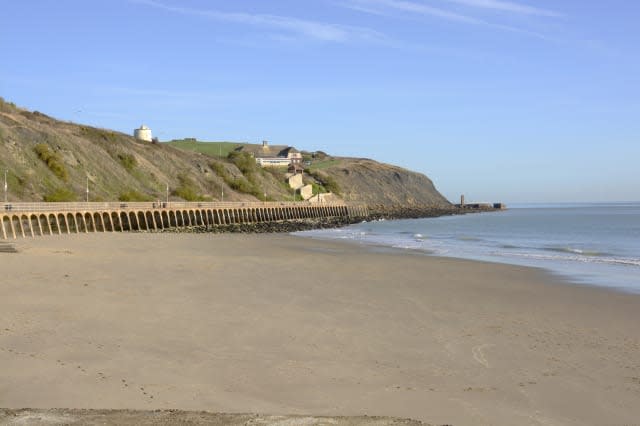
[118,190,153,202]
[307,170,341,195]
[173,173,207,201]
[34,143,69,181]
[210,160,264,200]
[210,161,228,178]
[227,151,258,174]
[174,186,204,201]
[117,153,137,172]
[322,175,341,195]
[310,182,326,195]
[313,151,329,160]
[263,167,287,181]
[43,188,77,202]
[230,177,264,199]
[80,126,117,142]
[0,97,17,112]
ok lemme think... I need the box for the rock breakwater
[366,204,461,220]
[148,204,498,235]
[152,216,361,234]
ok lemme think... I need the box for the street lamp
[166,183,169,204]
[86,177,89,202]
[4,170,7,203]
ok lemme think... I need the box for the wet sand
[1,233,639,426]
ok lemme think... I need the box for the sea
[294,203,640,294]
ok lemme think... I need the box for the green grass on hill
[306,159,342,171]
[165,139,243,158]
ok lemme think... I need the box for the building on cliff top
[235,140,303,168]
[133,125,152,142]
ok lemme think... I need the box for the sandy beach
[1,233,639,426]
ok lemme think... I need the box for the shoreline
[2,233,639,425]
[291,230,638,296]
[290,208,640,296]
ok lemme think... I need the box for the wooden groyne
[0,201,368,240]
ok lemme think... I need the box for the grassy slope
[306,159,343,170]
[0,99,294,202]
[165,139,242,158]
[0,97,450,206]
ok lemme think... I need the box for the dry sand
[1,233,639,426]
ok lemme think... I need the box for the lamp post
[85,177,89,202]
[166,183,169,204]
[3,170,7,203]
[219,144,224,202]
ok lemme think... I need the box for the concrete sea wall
[0,201,368,240]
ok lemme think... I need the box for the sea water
[295,203,640,293]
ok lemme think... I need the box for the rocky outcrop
[316,158,450,207]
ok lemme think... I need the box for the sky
[1,0,639,203]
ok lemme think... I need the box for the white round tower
[134,125,152,142]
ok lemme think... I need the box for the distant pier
[456,202,506,210]
[456,195,506,210]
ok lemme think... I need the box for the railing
[1,200,349,213]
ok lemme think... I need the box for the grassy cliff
[0,98,450,206]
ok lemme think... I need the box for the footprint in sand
[138,385,156,401]
[472,343,494,368]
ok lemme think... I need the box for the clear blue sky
[2,0,639,203]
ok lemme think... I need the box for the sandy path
[1,233,639,426]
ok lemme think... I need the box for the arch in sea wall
[0,201,365,240]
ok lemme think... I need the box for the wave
[501,244,523,249]
[543,246,609,257]
[457,235,483,242]
[498,251,640,267]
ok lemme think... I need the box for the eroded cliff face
[0,98,450,206]
[314,158,450,207]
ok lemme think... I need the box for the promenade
[0,201,367,240]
